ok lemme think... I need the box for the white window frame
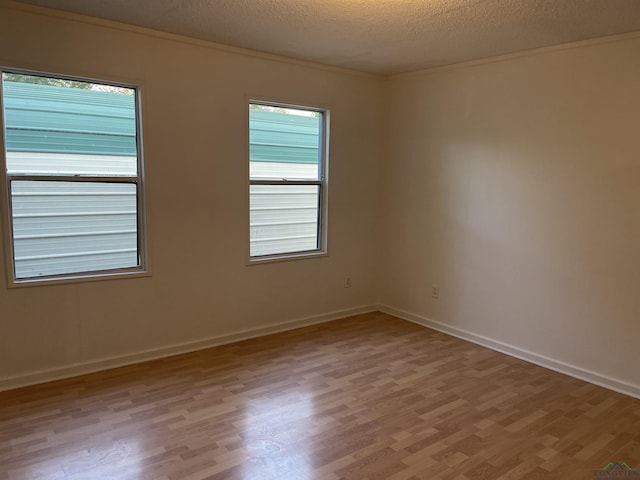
[247,99,329,264]
[0,67,149,287]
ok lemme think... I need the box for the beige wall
[0,6,384,382]
[380,36,640,388]
[1,4,639,395]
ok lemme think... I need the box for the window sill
[7,269,151,288]
[247,250,328,266]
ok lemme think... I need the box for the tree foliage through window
[2,73,133,94]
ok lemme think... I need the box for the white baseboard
[378,304,640,400]
[0,305,377,393]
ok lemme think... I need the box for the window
[0,70,147,284]
[248,101,328,261]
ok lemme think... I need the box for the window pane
[11,181,139,279]
[249,105,320,180]
[2,73,137,176]
[250,184,319,257]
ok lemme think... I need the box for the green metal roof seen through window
[249,108,320,164]
[3,80,137,156]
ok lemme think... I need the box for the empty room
[0,0,639,479]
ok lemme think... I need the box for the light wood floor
[0,312,638,480]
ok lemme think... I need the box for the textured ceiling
[12,0,640,74]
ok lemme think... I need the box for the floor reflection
[239,392,314,480]
[23,437,142,480]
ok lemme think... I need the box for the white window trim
[0,67,150,287]
[247,99,329,265]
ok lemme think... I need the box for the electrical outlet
[432,284,439,298]
[344,275,352,288]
